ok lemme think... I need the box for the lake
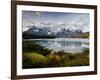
[23,38,89,53]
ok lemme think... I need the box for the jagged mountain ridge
[23,26,89,39]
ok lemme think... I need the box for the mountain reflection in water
[24,38,89,53]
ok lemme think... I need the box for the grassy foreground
[22,41,89,69]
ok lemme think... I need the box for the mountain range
[23,26,89,39]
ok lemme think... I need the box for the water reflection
[31,38,89,53]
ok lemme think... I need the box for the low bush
[23,53,48,68]
[23,41,51,55]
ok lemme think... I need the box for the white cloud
[22,20,35,31]
[35,11,43,16]
[65,16,89,32]
[23,15,89,32]
[22,27,29,32]
[40,22,52,25]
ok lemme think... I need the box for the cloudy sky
[22,10,90,32]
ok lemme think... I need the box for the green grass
[23,52,48,68]
[23,41,51,55]
[81,32,89,38]
[22,41,89,69]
